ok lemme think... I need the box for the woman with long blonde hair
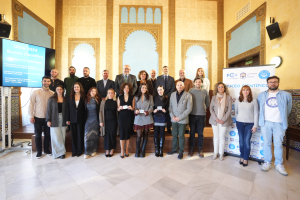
[99,88,118,157]
[195,68,210,91]
[209,82,232,161]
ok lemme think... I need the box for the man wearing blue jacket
[257,76,292,176]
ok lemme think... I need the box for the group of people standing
[29,64,292,176]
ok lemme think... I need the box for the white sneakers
[261,162,272,171]
[275,164,288,176]
[261,162,288,176]
[84,155,90,159]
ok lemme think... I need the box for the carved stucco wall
[58,0,220,87]
[175,0,218,85]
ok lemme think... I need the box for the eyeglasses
[267,81,278,84]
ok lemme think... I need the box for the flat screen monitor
[0,38,55,87]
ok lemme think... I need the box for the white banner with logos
[222,66,275,160]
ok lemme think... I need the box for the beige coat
[169,91,193,124]
[99,99,119,136]
[209,95,233,127]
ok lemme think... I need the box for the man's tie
[164,76,167,87]
[125,75,128,82]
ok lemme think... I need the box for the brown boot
[188,147,194,157]
[198,150,204,158]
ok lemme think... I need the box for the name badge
[157,106,162,110]
[139,110,144,114]
[123,105,128,109]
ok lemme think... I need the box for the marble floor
[0,140,300,200]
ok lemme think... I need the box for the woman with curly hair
[84,87,101,159]
[66,82,86,157]
[209,82,232,161]
[135,70,153,96]
[235,85,258,167]
[117,82,135,158]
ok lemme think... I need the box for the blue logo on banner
[232,118,236,123]
[240,72,246,79]
[261,136,263,141]
[229,144,235,149]
[229,131,236,136]
[259,70,270,79]
[260,150,264,155]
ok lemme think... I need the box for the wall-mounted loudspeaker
[266,22,282,40]
[0,14,11,38]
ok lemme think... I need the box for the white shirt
[264,92,282,123]
[75,100,79,108]
[202,78,210,92]
[103,79,108,87]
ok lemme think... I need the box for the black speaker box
[266,22,282,40]
[0,21,11,38]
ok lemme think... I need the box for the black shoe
[36,152,42,159]
[167,150,178,155]
[140,138,148,158]
[72,154,76,157]
[243,160,248,167]
[77,154,82,157]
[178,153,183,159]
[120,155,124,159]
[125,154,129,157]
[109,153,114,157]
[60,155,65,159]
[44,151,52,156]
[188,147,194,157]
[154,138,159,157]
[239,159,243,165]
[105,154,109,157]
[159,138,165,157]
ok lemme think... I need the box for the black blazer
[115,74,137,95]
[85,99,101,123]
[156,75,175,98]
[65,96,85,124]
[96,79,115,98]
[46,97,67,127]
[148,78,157,97]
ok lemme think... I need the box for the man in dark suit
[96,70,115,99]
[115,65,137,96]
[156,66,175,133]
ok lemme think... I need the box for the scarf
[216,92,226,120]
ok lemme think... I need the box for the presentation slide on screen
[2,39,45,87]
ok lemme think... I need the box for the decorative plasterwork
[68,38,101,80]
[106,0,113,80]
[181,40,212,85]
[119,7,163,75]
[55,0,63,79]
[11,0,54,48]
[168,0,175,77]
[226,2,266,67]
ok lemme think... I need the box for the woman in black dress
[66,82,85,157]
[117,82,135,158]
[100,88,118,157]
[153,85,169,157]
[135,70,153,96]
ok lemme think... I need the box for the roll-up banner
[223,66,275,162]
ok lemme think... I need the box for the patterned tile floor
[0,139,300,200]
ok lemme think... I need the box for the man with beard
[77,67,96,96]
[258,76,292,176]
[49,69,64,92]
[64,66,79,97]
[29,76,54,159]
[175,69,193,92]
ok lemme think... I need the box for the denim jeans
[261,121,286,165]
[236,121,254,160]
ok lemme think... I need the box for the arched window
[123,30,158,78]
[138,7,145,23]
[185,46,208,80]
[146,8,153,23]
[129,7,136,23]
[72,44,96,79]
[154,8,161,24]
[121,7,128,23]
